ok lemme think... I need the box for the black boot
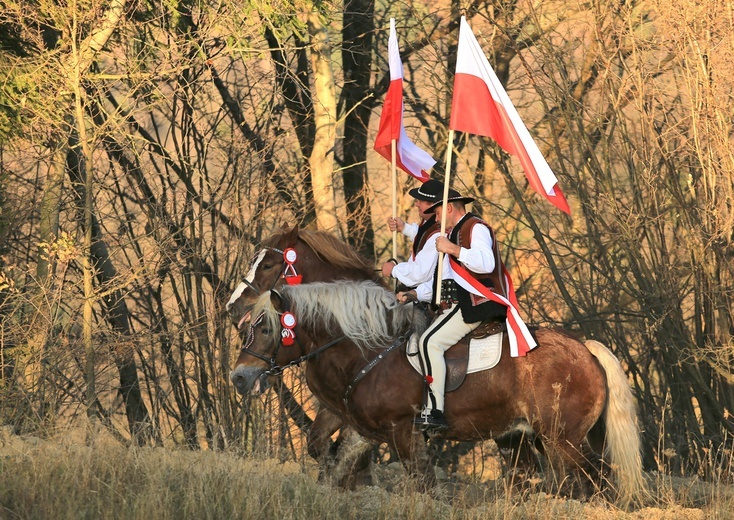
[413,409,449,432]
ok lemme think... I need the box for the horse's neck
[297,238,373,282]
[308,260,372,282]
[302,333,368,381]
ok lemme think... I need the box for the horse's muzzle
[230,365,269,395]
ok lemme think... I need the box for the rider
[410,187,508,432]
[381,179,444,289]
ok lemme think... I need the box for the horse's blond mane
[254,281,426,352]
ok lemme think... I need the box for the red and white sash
[448,256,537,357]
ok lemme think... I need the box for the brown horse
[230,280,647,501]
[226,225,380,485]
[226,224,377,330]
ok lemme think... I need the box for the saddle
[407,319,507,392]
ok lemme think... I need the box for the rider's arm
[391,233,439,287]
[457,225,495,274]
[414,279,434,302]
[402,222,419,242]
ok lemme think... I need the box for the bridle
[240,305,411,406]
[245,246,288,296]
[239,308,347,377]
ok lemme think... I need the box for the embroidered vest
[413,215,440,258]
[449,214,507,323]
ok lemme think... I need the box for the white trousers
[418,303,480,412]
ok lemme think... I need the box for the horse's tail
[585,340,647,503]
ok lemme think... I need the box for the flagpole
[435,128,454,306]
[391,138,398,259]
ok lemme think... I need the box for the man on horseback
[412,188,508,432]
[381,179,443,288]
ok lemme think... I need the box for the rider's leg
[417,303,478,416]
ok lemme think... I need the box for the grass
[0,426,732,520]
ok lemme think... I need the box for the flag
[374,18,436,182]
[450,16,571,214]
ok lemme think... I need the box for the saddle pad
[406,332,503,375]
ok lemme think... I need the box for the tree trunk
[306,10,339,233]
[341,0,375,256]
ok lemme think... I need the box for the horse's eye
[261,328,271,335]
[262,264,274,271]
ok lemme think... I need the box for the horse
[226,225,381,486]
[226,224,378,330]
[230,280,647,502]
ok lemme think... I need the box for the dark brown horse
[231,280,647,501]
[226,224,377,330]
[226,225,380,484]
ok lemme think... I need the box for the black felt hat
[408,179,444,203]
[425,188,475,213]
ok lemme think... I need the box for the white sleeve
[457,224,495,274]
[401,222,419,243]
[414,280,434,302]
[391,233,439,287]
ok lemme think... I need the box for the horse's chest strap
[342,333,409,406]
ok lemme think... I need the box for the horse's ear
[270,289,285,312]
[281,223,299,247]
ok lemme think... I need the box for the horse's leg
[307,408,342,482]
[331,429,374,490]
[541,432,605,499]
[495,422,542,491]
[391,427,435,490]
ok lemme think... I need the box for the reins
[239,309,412,407]
[263,335,347,377]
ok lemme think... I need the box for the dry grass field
[1,423,732,520]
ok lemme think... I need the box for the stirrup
[413,409,449,432]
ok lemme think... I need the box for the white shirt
[391,230,439,288]
[401,222,419,243]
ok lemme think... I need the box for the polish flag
[374,18,436,182]
[450,17,570,214]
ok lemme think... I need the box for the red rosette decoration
[283,248,303,285]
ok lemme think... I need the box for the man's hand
[387,216,405,232]
[435,236,460,256]
[381,260,396,278]
[396,290,417,303]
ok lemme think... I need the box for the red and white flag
[450,16,570,214]
[374,18,436,182]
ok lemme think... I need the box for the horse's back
[448,327,607,440]
[520,328,608,434]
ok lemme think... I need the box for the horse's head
[226,225,301,332]
[230,289,302,396]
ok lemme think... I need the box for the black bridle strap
[343,333,410,406]
[264,246,288,291]
[263,334,347,377]
[238,246,287,297]
[240,278,259,295]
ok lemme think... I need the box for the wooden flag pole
[391,139,398,259]
[435,128,454,306]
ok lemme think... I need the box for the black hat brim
[425,196,475,214]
